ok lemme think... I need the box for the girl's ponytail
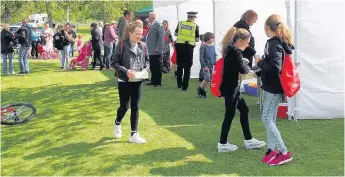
[276,23,293,45]
[221,27,237,56]
[266,14,293,45]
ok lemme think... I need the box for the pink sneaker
[268,152,293,166]
[262,150,279,163]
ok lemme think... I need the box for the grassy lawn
[1,59,344,176]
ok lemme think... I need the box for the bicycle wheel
[1,103,36,125]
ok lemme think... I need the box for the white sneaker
[114,124,122,139]
[244,138,266,149]
[218,142,238,152]
[10,71,16,75]
[129,132,146,144]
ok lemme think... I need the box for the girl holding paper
[111,21,150,144]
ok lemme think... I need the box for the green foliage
[1,0,152,24]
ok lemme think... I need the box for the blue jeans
[2,53,14,74]
[19,46,30,73]
[103,43,113,68]
[70,42,75,57]
[60,45,70,69]
[261,91,288,153]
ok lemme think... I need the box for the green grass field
[1,59,344,176]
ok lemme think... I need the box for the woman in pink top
[43,23,54,51]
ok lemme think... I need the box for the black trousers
[115,82,143,132]
[176,65,191,89]
[31,41,38,58]
[175,43,194,90]
[220,87,253,144]
[162,50,171,72]
[92,48,103,69]
[149,54,163,85]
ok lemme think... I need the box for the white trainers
[10,71,16,75]
[244,138,266,149]
[218,142,238,152]
[129,132,146,144]
[114,124,122,139]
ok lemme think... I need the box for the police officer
[174,11,200,91]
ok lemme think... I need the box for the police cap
[187,11,198,18]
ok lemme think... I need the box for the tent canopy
[135,5,153,17]
[153,0,188,8]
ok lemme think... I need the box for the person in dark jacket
[1,24,15,75]
[53,25,65,69]
[14,19,31,74]
[69,29,77,57]
[111,21,150,144]
[60,23,74,70]
[162,20,173,73]
[233,10,258,68]
[90,23,104,70]
[258,14,294,166]
[217,27,265,153]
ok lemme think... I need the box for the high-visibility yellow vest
[176,21,196,45]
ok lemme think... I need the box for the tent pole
[291,0,299,121]
[176,5,179,22]
[213,0,216,50]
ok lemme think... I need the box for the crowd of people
[1,9,294,166]
[110,9,294,166]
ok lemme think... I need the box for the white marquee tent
[153,0,344,120]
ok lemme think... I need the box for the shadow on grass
[1,61,343,176]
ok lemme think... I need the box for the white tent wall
[153,0,345,119]
[214,0,287,57]
[154,0,213,78]
[294,0,344,119]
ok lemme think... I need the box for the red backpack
[210,57,224,97]
[280,54,300,97]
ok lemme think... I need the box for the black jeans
[92,48,103,69]
[176,65,192,90]
[31,41,38,58]
[115,82,143,132]
[220,87,253,144]
[149,54,163,85]
[162,50,171,72]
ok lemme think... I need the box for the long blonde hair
[265,14,293,45]
[125,20,143,39]
[221,27,251,56]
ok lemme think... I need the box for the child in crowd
[77,35,83,54]
[197,32,216,98]
[198,34,205,82]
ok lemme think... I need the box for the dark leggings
[92,48,103,69]
[31,41,38,58]
[220,87,253,144]
[149,55,163,85]
[115,81,143,132]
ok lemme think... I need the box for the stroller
[69,40,92,71]
[37,43,58,59]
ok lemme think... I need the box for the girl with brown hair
[233,10,258,68]
[111,21,150,144]
[217,27,265,152]
[258,14,294,165]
